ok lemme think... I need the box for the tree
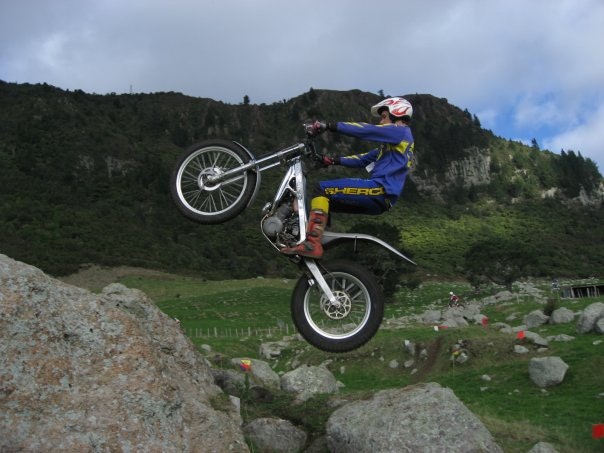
[243,95,250,105]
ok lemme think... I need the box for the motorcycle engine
[262,203,299,244]
[262,203,292,238]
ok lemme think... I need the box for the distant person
[448,291,462,308]
[281,97,415,259]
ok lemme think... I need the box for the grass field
[119,274,604,453]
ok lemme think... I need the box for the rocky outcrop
[326,382,502,452]
[413,147,491,199]
[0,254,248,452]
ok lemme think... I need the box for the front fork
[303,259,338,305]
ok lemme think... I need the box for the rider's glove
[321,155,338,167]
[304,120,328,137]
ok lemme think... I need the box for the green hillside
[0,81,602,283]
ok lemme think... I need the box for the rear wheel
[170,140,257,224]
[291,260,384,352]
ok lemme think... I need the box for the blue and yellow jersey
[334,121,415,199]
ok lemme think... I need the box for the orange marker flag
[593,424,604,439]
[516,331,525,340]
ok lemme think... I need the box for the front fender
[232,140,261,208]
[321,231,416,266]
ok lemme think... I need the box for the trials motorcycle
[170,125,416,352]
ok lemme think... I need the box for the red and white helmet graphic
[371,97,413,119]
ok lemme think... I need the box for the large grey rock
[524,330,549,347]
[549,307,575,324]
[0,254,248,452]
[527,441,560,452]
[576,302,604,333]
[421,309,442,324]
[259,340,291,359]
[524,309,549,328]
[231,357,280,390]
[528,357,569,388]
[243,418,307,453]
[326,382,502,453]
[546,334,575,342]
[280,365,339,402]
[596,317,604,334]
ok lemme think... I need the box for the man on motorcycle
[281,96,415,259]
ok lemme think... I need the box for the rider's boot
[281,207,327,259]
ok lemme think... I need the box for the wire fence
[183,324,297,339]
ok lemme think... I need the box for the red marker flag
[240,359,252,372]
[593,424,604,439]
[516,331,525,340]
[481,316,489,327]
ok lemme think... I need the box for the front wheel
[291,260,384,353]
[170,140,258,224]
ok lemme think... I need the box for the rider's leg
[280,178,389,258]
[280,196,328,258]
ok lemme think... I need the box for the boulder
[326,382,502,453]
[546,334,575,342]
[0,254,248,452]
[596,317,604,334]
[231,358,280,390]
[528,357,569,387]
[259,340,291,359]
[576,302,604,333]
[421,309,442,324]
[243,418,306,453]
[280,365,339,402]
[549,307,575,324]
[523,331,549,347]
[527,441,560,452]
[524,310,549,328]
[212,368,247,396]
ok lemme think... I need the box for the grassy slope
[118,274,604,453]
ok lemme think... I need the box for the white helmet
[371,97,413,119]
[449,291,454,295]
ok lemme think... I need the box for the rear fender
[321,231,416,266]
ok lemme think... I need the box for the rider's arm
[337,149,379,168]
[330,121,406,144]
[327,121,409,168]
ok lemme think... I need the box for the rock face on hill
[0,254,248,452]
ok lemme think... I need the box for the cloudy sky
[2,0,603,172]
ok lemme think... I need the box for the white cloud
[544,103,604,170]
[1,0,604,170]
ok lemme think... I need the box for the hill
[0,81,603,282]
